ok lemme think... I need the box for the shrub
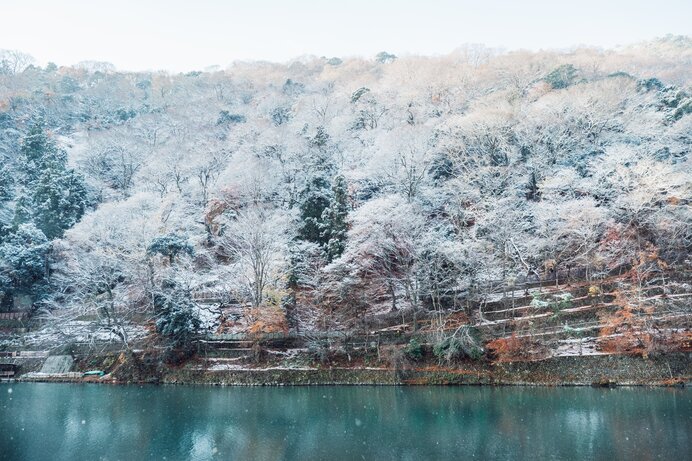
[217,111,246,125]
[550,293,573,315]
[530,294,550,309]
[486,334,528,362]
[433,327,483,363]
[154,289,200,348]
[307,339,330,364]
[531,293,572,315]
[404,338,424,361]
[246,306,288,335]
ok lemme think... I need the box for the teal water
[0,383,689,460]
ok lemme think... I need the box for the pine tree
[297,175,331,245]
[154,287,200,347]
[321,175,349,261]
[31,167,88,239]
[147,234,194,264]
[19,119,68,183]
[0,166,14,233]
[0,165,13,202]
[310,126,330,149]
[0,223,50,309]
[525,171,541,202]
[13,120,89,239]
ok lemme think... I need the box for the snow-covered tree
[0,223,50,310]
[222,207,290,307]
[320,174,349,261]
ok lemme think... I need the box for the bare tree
[0,49,35,75]
[221,207,289,307]
[83,144,142,195]
[47,246,150,351]
[195,151,229,205]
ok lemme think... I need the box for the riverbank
[12,352,690,387]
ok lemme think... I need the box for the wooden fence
[207,331,348,342]
[205,329,410,346]
[0,312,28,320]
[0,350,48,358]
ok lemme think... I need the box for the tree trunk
[389,282,397,311]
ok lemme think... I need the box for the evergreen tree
[11,192,33,231]
[297,176,331,245]
[154,287,200,347]
[296,173,349,261]
[31,167,89,239]
[544,64,578,89]
[525,171,541,202]
[0,165,13,234]
[0,165,13,202]
[147,234,194,264]
[19,119,68,183]
[320,175,349,261]
[310,126,330,149]
[13,120,89,239]
[0,223,50,309]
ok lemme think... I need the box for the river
[1,383,689,460]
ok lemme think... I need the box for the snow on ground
[195,306,222,332]
[483,287,548,303]
[1,320,148,350]
[200,360,317,372]
[550,337,610,357]
[266,348,310,357]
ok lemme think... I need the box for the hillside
[0,38,690,380]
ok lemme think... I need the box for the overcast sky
[1,0,690,72]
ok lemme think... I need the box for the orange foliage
[588,285,601,297]
[676,332,692,351]
[246,306,288,335]
[597,328,688,357]
[436,311,470,331]
[486,334,541,362]
[597,291,686,356]
[597,288,646,354]
[203,187,239,235]
[626,246,668,282]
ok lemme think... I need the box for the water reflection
[0,384,689,460]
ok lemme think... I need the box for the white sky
[1,0,690,72]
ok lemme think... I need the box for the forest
[0,37,690,365]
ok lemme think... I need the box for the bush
[531,293,572,315]
[550,293,573,315]
[246,306,288,335]
[217,111,246,126]
[433,327,483,363]
[404,338,424,361]
[486,334,547,362]
[307,339,330,364]
[155,289,200,348]
[486,335,523,362]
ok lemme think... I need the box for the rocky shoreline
[9,353,690,387]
